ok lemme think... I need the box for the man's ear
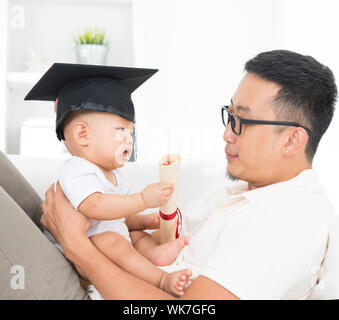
[72,121,89,146]
[282,127,309,157]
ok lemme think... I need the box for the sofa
[1,153,338,299]
[7,154,227,212]
[0,153,227,299]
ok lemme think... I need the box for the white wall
[3,0,338,211]
[276,0,339,214]
[0,0,8,151]
[132,0,339,211]
[7,0,133,71]
[132,0,279,168]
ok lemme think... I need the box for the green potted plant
[74,27,109,65]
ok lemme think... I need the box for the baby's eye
[116,127,134,137]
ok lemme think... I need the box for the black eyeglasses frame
[221,105,312,137]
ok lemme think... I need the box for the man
[41,50,339,299]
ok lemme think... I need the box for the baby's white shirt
[57,156,131,240]
[43,155,132,299]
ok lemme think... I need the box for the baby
[51,100,191,297]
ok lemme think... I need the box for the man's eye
[117,128,125,131]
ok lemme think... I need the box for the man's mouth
[225,148,238,160]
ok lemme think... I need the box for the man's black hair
[245,50,337,162]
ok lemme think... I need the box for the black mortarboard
[24,63,158,141]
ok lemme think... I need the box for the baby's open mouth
[122,147,132,160]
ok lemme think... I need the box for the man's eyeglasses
[221,106,312,136]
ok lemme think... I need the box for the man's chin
[226,172,239,182]
[226,164,239,182]
[226,163,239,181]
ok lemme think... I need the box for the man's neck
[248,162,312,191]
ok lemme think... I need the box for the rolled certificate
[158,153,181,244]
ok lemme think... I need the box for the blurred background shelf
[1,0,134,156]
[7,72,42,90]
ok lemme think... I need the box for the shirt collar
[226,169,320,202]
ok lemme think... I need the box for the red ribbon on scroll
[159,207,182,239]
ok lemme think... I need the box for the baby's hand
[141,182,174,208]
[141,212,160,230]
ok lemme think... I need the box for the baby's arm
[79,192,144,220]
[78,182,174,220]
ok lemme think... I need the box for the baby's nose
[126,132,134,144]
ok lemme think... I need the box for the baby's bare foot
[160,269,192,297]
[148,236,190,266]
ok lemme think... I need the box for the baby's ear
[72,121,89,146]
[54,98,58,113]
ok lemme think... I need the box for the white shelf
[7,72,42,90]
[20,117,69,157]
[4,0,134,155]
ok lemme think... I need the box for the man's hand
[40,182,90,258]
[141,182,174,208]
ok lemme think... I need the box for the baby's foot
[160,269,192,297]
[148,236,190,266]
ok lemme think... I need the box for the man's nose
[223,122,236,143]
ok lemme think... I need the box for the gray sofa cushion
[0,186,87,299]
[0,151,87,299]
[0,151,42,229]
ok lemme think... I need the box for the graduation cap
[24,63,158,141]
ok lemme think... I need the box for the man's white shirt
[165,169,339,300]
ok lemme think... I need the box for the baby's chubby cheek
[113,130,125,143]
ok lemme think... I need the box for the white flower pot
[75,44,108,65]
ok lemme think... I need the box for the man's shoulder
[235,169,337,223]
